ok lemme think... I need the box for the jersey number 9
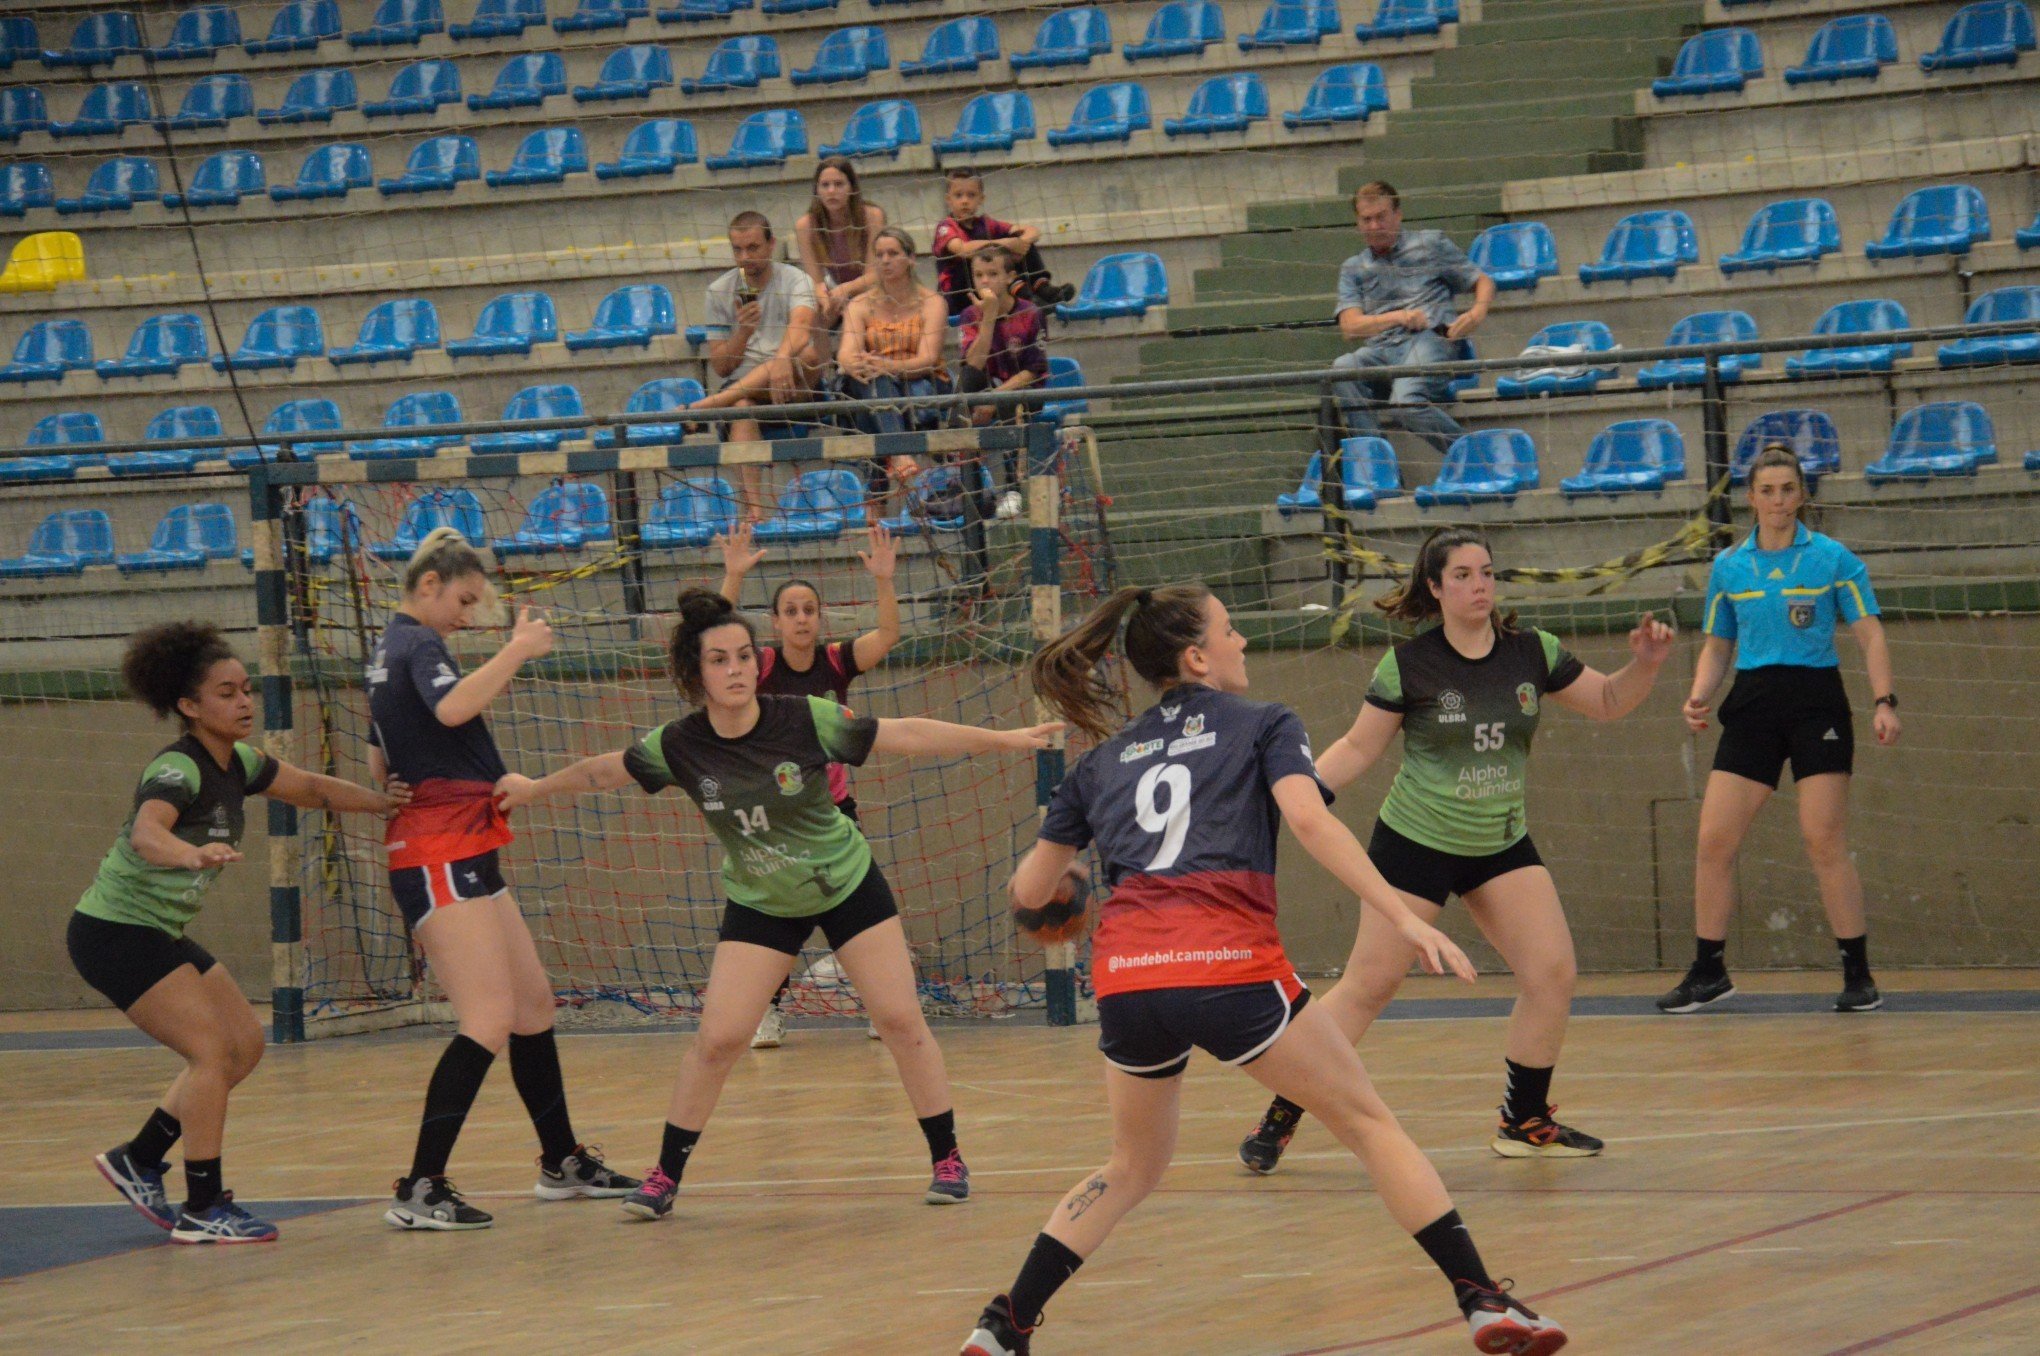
[1134,763,1193,872]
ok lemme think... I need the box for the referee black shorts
[1713,665,1855,789]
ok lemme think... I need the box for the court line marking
[1885,1238,1963,1246]
[1821,1282,2040,1354]
[1727,1246,1804,1255]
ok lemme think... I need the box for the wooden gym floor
[2,970,2035,1355]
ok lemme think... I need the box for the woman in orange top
[839,227,953,507]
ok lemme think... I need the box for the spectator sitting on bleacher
[839,226,953,512]
[795,157,888,372]
[691,209,822,518]
[933,167,1074,318]
[958,246,1050,520]
[1331,180,1494,457]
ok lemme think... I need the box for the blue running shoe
[95,1145,175,1230]
[620,1165,677,1221]
[170,1191,278,1245]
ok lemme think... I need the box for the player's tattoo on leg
[1067,1174,1108,1219]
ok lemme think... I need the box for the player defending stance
[372,529,638,1231]
[75,622,406,1243]
[715,520,901,1048]
[1241,528,1673,1172]
[962,584,1568,1356]
[498,590,1060,1220]
[1660,445,1899,1014]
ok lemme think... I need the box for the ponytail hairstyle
[670,588,756,703]
[1030,583,1212,742]
[402,526,499,621]
[122,620,239,723]
[1375,527,1517,631]
[1747,443,1814,525]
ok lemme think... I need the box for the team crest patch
[1183,713,1205,737]
[774,761,804,796]
[1788,602,1816,628]
[1516,682,1538,716]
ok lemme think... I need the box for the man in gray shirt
[1331,181,1495,456]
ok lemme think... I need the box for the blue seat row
[0,501,235,577]
[1655,3,2034,96]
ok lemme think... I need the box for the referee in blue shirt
[1660,446,1900,1015]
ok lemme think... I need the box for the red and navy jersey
[1040,685,1327,997]
[367,613,512,869]
[757,641,862,803]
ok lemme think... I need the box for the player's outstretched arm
[851,523,901,673]
[1314,701,1401,791]
[1009,839,1080,912]
[714,522,767,605]
[496,751,636,811]
[1548,615,1676,723]
[1270,775,1476,983]
[869,717,1063,759]
[264,762,411,818]
[130,799,240,872]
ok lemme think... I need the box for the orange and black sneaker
[961,1294,1035,1356]
[1461,1280,1568,1354]
[1491,1105,1603,1159]
[1238,1100,1303,1175]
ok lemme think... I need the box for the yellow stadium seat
[0,232,87,294]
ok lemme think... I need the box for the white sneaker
[867,1020,882,1040]
[751,1005,787,1049]
[995,490,1023,520]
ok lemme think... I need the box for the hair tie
[1134,588,1153,607]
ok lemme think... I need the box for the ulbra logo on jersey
[700,777,724,810]
[1437,689,1468,724]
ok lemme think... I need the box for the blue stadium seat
[469,53,565,110]
[1937,285,2040,367]
[1718,197,1841,272]
[351,390,464,457]
[0,88,48,142]
[1011,7,1112,69]
[1413,429,1539,506]
[25,411,106,454]
[214,306,323,373]
[97,313,211,379]
[1282,63,1388,126]
[118,505,238,573]
[1277,436,1401,515]
[932,90,1034,157]
[1,18,41,69]
[487,127,588,186]
[1238,0,1340,51]
[0,455,103,485]
[1786,14,1898,83]
[555,0,648,31]
[1577,209,1699,283]
[1059,252,1169,319]
[643,476,738,546]
[378,135,481,194]
[453,0,549,40]
[471,384,587,452]
[349,0,446,46]
[1785,299,1912,376]
[681,36,778,91]
[43,13,143,68]
[2020,211,2040,249]
[1560,418,1687,497]
[1037,354,1090,423]
[447,291,558,357]
[493,481,615,553]
[162,149,265,209]
[151,6,244,60]
[763,0,834,11]
[1730,409,1842,483]
[576,44,676,99]
[1047,82,1151,146]
[595,118,699,176]
[1354,0,1453,42]
[0,510,116,578]
[819,99,921,158]
[159,74,253,130]
[656,0,750,22]
[597,376,707,446]
[368,488,488,559]
[1636,310,1761,389]
[329,297,441,366]
[1652,28,1763,96]
[1,163,57,217]
[1919,0,2035,69]
[1493,321,1618,398]
[705,109,807,169]
[293,496,367,561]
[1865,401,1998,481]
[0,319,94,383]
[1124,1,1219,61]
[232,399,345,468]
[271,143,373,201]
[1865,184,1992,258]
[258,69,359,125]
[565,283,675,349]
[792,26,888,85]
[246,0,341,53]
[900,17,998,75]
[1165,73,1268,136]
[879,462,994,535]
[53,156,159,215]
[116,405,224,474]
[364,59,461,117]
[50,82,155,139]
[754,468,866,542]
[1468,221,1557,290]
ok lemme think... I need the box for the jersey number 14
[735,805,771,834]
[1134,763,1193,871]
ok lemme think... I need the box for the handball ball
[1014,862,1091,945]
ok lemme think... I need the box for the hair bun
[676,587,735,625]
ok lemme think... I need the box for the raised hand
[716,521,767,578]
[509,606,554,661]
[857,522,898,581]
[1629,613,1677,668]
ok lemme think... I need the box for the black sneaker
[960,1294,1034,1356]
[1492,1106,1603,1159]
[1835,977,1882,1012]
[1656,969,1736,1013]
[535,1144,641,1200]
[1462,1279,1568,1354]
[384,1175,493,1231]
[1238,1100,1302,1175]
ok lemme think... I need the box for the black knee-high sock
[1414,1209,1495,1310]
[409,1034,496,1182]
[1694,936,1728,979]
[919,1110,958,1163]
[183,1157,222,1215]
[1836,933,1871,982]
[129,1106,181,1166]
[658,1122,701,1181]
[1007,1233,1084,1328]
[508,1029,577,1168]
[1502,1058,1555,1125]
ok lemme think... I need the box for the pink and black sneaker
[925,1149,971,1204]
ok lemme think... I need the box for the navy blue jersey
[367,614,513,868]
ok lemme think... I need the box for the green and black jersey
[75,734,279,937]
[1366,625,1584,856]
[624,695,881,918]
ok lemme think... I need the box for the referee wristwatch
[1874,693,1898,710]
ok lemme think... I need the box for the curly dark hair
[122,621,240,722]
[670,588,757,703]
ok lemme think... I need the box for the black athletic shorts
[1097,975,1310,1079]
[1713,665,1854,789]
[836,796,860,826]
[68,911,218,1012]
[1367,819,1545,907]
[389,850,508,931]
[718,862,898,956]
